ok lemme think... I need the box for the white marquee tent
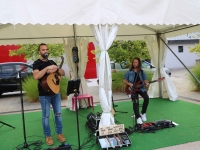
[0,0,200,127]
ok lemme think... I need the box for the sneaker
[137,117,143,124]
[46,136,54,146]
[57,134,66,143]
[141,113,147,121]
[131,114,135,118]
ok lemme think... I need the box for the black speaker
[72,46,79,63]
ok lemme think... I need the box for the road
[170,68,200,104]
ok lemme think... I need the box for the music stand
[66,79,81,150]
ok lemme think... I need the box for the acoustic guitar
[41,56,64,95]
[125,77,165,94]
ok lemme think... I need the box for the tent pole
[162,25,199,34]
[73,24,77,47]
[72,24,81,149]
[159,35,200,85]
[156,33,162,98]
[0,34,156,41]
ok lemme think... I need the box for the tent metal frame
[0,23,199,98]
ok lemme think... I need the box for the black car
[0,62,33,96]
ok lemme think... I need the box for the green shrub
[22,76,39,102]
[189,65,200,91]
[22,75,69,103]
[112,71,126,92]
[111,71,153,92]
[59,76,69,99]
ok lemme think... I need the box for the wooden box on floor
[97,124,132,149]
[98,132,131,149]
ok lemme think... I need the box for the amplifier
[91,113,101,129]
[86,112,101,133]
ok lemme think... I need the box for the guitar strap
[141,70,144,81]
[131,70,140,103]
[133,69,144,91]
[133,70,140,87]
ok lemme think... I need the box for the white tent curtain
[144,35,178,101]
[64,38,89,110]
[91,24,119,127]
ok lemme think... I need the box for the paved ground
[0,68,200,149]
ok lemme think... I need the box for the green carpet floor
[0,98,200,150]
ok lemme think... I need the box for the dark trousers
[131,91,149,119]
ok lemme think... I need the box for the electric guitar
[41,56,64,95]
[125,77,165,94]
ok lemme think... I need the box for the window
[178,46,183,53]
[142,62,150,68]
[1,65,14,74]
[120,62,129,69]
[110,63,115,69]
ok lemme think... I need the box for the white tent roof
[0,0,200,44]
[1,0,200,25]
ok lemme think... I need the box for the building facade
[165,32,200,69]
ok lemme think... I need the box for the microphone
[43,53,49,59]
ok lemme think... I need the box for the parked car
[0,62,33,96]
[111,61,171,76]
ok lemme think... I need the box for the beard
[41,53,49,59]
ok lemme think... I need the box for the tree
[188,33,200,57]
[108,40,150,65]
[189,44,200,57]
[9,43,65,62]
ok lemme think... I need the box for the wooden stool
[72,94,94,111]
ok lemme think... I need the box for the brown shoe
[46,136,54,146]
[57,134,66,143]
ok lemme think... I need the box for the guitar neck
[149,80,158,84]
[135,80,158,88]
[59,56,64,69]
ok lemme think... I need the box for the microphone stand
[0,70,18,130]
[112,95,127,113]
[9,66,30,148]
[0,121,15,129]
[74,89,81,150]
[0,71,18,131]
[18,70,29,148]
[67,79,81,150]
[129,69,141,132]
[111,80,127,114]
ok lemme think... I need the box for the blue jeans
[39,93,63,137]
